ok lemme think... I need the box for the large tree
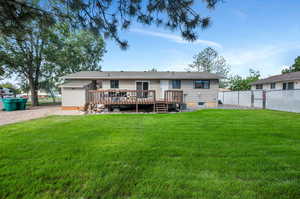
[0,0,221,48]
[282,56,300,74]
[187,47,231,88]
[0,21,105,106]
[229,69,260,91]
[0,19,52,106]
[41,23,105,102]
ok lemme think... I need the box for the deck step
[155,103,168,113]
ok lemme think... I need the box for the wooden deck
[87,89,183,106]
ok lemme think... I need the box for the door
[136,81,149,98]
[160,80,169,99]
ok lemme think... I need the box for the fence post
[237,91,240,105]
[222,91,225,103]
[251,90,254,108]
[262,90,266,109]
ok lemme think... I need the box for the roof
[250,71,300,85]
[59,80,92,88]
[63,71,223,80]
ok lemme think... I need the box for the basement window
[198,102,205,106]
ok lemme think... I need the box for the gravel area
[0,105,84,126]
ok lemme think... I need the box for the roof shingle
[59,80,92,88]
[250,71,300,85]
[63,71,222,80]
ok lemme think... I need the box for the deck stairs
[155,101,168,113]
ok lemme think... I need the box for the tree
[0,21,105,106]
[282,56,300,74]
[187,47,231,88]
[42,23,105,103]
[148,68,158,72]
[0,66,4,79]
[229,69,260,91]
[45,23,105,75]
[0,19,52,106]
[0,0,221,49]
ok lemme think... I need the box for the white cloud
[222,43,300,77]
[130,28,222,48]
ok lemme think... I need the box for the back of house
[60,71,222,111]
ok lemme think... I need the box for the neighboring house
[250,71,300,91]
[0,87,14,98]
[60,71,222,111]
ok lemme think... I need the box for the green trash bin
[2,98,17,111]
[16,98,27,110]
[0,99,3,111]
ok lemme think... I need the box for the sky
[102,0,300,78]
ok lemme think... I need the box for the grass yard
[0,110,299,199]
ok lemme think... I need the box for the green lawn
[0,110,299,199]
[26,97,61,106]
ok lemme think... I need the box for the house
[60,71,222,112]
[250,71,300,90]
[0,87,14,98]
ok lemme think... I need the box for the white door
[160,80,169,99]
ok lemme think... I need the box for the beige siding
[295,80,300,89]
[102,80,136,89]
[150,80,161,99]
[62,88,87,107]
[180,80,219,108]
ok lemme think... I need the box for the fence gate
[251,90,266,109]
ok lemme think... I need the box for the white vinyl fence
[219,89,300,113]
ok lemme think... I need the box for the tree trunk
[49,89,56,103]
[29,78,39,106]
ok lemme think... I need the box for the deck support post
[153,104,156,112]
[136,103,138,112]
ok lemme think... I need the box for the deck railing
[87,89,156,105]
[164,90,184,103]
[87,89,183,105]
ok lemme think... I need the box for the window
[283,83,287,90]
[256,84,263,90]
[270,83,276,89]
[171,80,181,89]
[194,80,210,89]
[110,80,119,88]
[288,82,294,90]
[96,80,102,89]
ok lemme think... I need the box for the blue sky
[102,0,300,77]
